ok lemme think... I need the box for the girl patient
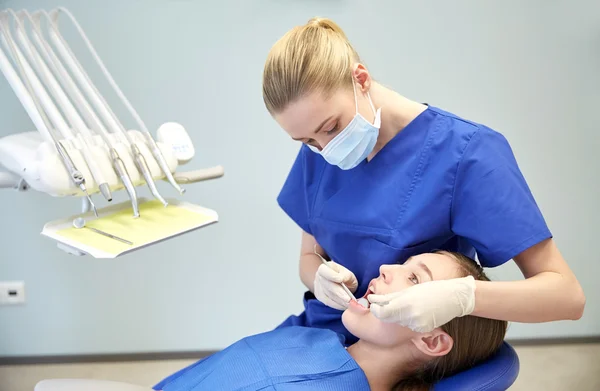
[154,251,507,391]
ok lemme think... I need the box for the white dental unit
[0,7,223,259]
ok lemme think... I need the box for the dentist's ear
[411,329,453,357]
[352,63,371,92]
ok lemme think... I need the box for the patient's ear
[411,329,453,357]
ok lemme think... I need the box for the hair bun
[306,17,348,39]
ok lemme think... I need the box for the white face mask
[308,81,381,170]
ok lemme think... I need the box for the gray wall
[0,0,598,357]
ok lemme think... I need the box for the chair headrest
[433,342,520,391]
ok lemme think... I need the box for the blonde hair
[262,17,360,114]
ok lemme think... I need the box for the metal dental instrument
[44,10,168,209]
[27,10,140,217]
[313,244,357,302]
[9,9,112,202]
[0,12,98,216]
[54,7,185,196]
[72,217,133,245]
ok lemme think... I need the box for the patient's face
[342,252,462,347]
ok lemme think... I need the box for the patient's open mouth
[357,286,374,309]
[362,286,374,299]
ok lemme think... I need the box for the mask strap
[352,76,377,116]
[366,91,377,115]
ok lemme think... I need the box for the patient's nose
[379,265,394,284]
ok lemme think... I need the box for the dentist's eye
[409,273,419,285]
[325,123,338,135]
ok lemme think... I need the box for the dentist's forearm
[472,272,585,322]
[299,253,322,293]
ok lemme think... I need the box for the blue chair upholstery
[434,342,519,391]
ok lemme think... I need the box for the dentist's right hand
[314,261,358,311]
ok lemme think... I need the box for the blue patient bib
[153,327,370,391]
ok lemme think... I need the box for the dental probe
[0,12,98,216]
[313,244,358,302]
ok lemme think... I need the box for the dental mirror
[72,217,133,245]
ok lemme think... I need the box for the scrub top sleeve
[277,145,314,235]
[451,127,552,267]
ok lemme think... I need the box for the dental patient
[154,251,507,391]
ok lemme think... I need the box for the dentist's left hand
[367,276,477,332]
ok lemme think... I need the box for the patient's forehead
[405,253,463,281]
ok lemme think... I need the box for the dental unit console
[0,7,223,258]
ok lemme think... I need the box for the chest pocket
[313,167,418,232]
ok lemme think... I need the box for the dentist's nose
[315,137,330,151]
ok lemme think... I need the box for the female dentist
[263,17,585,344]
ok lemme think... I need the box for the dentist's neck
[367,82,428,160]
[347,340,418,391]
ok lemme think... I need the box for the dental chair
[435,341,519,390]
[35,341,519,391]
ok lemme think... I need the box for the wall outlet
[0,281,26,305]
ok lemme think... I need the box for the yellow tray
[42,198,218,258]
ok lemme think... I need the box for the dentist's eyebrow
[313,116,333,134]
[291,116,333,141]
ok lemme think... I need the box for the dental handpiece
[131,144,168,207]
[313,245,357,302]
[31,10,140,217]
[53,7,185,199]
[0,12,98,216]
[55,7,185,197]
[109,148,139,218]
[143,133,185,194]
[55,140,98,217]
[9,10,112,203]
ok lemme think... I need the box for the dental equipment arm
[0,7,224,242]
[52,7,185,196]
[0,11,99,216]
[42,9,167,210]
[25,10,136,211]
[172,165,225,184]
[0,171,22,189]
[29,10,140,215]
[9,9,112,202]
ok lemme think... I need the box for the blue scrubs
[153,327,370,391]
[276,105,552,345]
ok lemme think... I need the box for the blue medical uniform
[153,327,370,391]
[276,105,552,345]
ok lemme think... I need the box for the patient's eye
[409,273,419,285]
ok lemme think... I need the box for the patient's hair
[395,251,508,391]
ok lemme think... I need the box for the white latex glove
[368,276,477,333]
[314,262,359,311]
